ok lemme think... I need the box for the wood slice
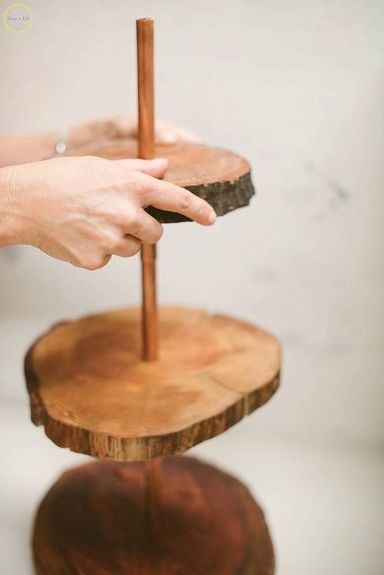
[68,139,255,222]
[32,456,275,575]
[25,307,281,461]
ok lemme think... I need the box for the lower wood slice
[25,307,281,461]
[33,456,275,575]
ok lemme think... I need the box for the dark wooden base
[33,456,274,575]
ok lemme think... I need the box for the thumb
[114,158,169,178]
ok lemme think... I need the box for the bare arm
[0,115,201,168]
[0,131,58,167]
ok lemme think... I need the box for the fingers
[105,210,163,258]
[112,114,137,138]
[111,235,142,258]
[112,159,216,225]
[138,174,216,225]
[72,236,142,269]
[80,253,112,271]
[114,158,168,179]
[126,210,164,244]
[155,120,202,144]
[105,115,202,144]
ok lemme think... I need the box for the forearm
[0,118,129,169]
[0,115,201,170]
[0,131,57,168]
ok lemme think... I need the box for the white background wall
[1,0,383,446]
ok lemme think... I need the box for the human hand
[0,156,216,270]
[67,115,202,151]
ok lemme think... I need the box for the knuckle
[98,231,121,252]
[128,240,141,256]
[125,208,141,229]
[100,205,130,229]
[126,172,145,194]
[119,237,141,258]
[154,223,164,242]
[125,209,142,231]
[82,254,108,271]
[179,189,192,211]
[106,237,121,252]
[109,210,127,228]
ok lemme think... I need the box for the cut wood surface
[25,307,280,461]
[33,456,275,575]
[69,139,255,222]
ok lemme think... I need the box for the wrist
[0,165,33,247]
[39,130,59,160]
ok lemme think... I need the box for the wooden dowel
[141,243,157,360]
[137,18,154,160]
[137,18,158,361]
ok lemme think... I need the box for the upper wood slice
[25,306,280,461]
[68,139,255,222]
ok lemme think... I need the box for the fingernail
[208,209,217,224]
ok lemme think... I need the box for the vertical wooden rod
[137,18,158,361]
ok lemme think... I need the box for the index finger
[137,174,217,226]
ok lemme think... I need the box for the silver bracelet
[55,132,68,155]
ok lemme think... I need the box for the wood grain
[69,139,255,222]
[33,456,275,575]
[25,307,280,461]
